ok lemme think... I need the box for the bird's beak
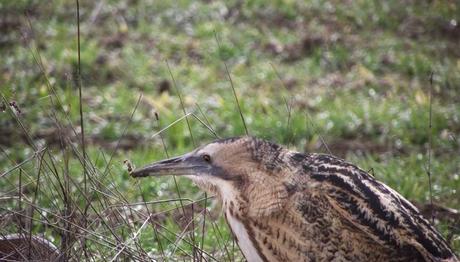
[130,154,206,178]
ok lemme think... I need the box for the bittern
[131,137,458,261]
[0,234,61,260]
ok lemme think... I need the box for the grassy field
[1,0,459,260]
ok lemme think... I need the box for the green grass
[1,0,459,259]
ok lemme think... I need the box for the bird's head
[131,136,292,212]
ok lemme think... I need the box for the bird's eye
[202,154,211,163]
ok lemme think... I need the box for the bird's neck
[220,191,265,262]
[189,175,248,215]
[224,208,265,262]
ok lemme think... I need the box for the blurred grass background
[1,0,459,260]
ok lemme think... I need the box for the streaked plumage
[0,234,61,260]
[131,136,458,261]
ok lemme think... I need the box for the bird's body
[131,136,458,262]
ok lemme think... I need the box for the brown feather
[132,136,459,262]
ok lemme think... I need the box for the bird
[131,136,458,262]
[0,234,61,260]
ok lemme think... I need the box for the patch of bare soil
[400,15,460,41]
[0,125,145,151]
[318,138,395,158]
[264,35,326,62]
[261,19,349,62]
[100,32,127,49]
[0,14,22,48]
[172,203,206,232]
